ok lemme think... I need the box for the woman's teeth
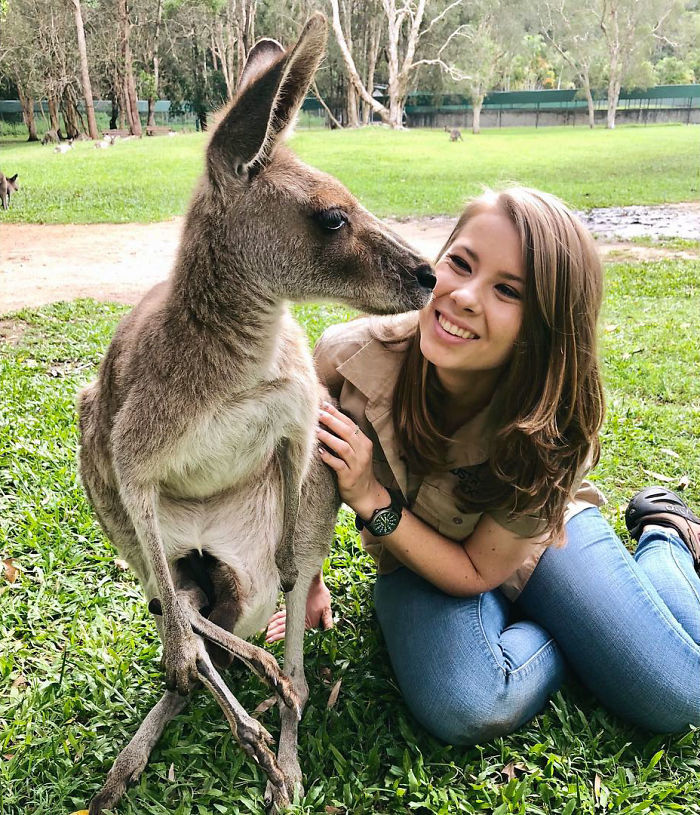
[438,313,476,339]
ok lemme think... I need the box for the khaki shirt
[313,312,605,601]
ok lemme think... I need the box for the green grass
[0,123,698,223]
[2,254,700,814]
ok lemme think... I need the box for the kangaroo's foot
[186,604,302,718]
[159,601,202,695]
[89,691,187,814]
[196,645,289,804]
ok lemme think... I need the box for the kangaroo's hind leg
[89,690,188,815]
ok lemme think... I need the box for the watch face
[370,509,401,536]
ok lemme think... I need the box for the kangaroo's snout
[416,264,437,291]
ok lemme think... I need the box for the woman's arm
[318,402,545,597]
[362,510,545,597]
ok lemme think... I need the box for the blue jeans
[373,507,700,745]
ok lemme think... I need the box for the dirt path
[1,206,698,313]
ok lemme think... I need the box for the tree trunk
[362,16,381,125]
[110,94,119,130]
[48,95,61,132]
[583,82,595,129]
[71,0,99,139]
[607,70,621,129]
[346,81,360,128]
[147,0,163,127]
[117,0,142,136]
[61,89,81,139]
[329,0,391,126]
[17,85,38,141]
[472,97,483,134]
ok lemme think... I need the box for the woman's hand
[316,402,389,518]
[265,572,333,644]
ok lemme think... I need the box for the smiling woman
[268,184,700,749]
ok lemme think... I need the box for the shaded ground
[1,204,698,313]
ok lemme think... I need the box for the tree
[538,0,605,128]
[330,0,473,129]
[595,0,682,128]
[70,0,99,138]
[440,0,529,134]
[117,0,142,135]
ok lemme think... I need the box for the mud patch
[578,203,700,241]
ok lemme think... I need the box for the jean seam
[508,637,558,678]
[476,594,507,676]
[667,536,700,607]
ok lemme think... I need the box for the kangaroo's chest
[162,371,318,498]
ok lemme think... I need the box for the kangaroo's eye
[314,208,347,231]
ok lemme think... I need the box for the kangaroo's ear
[207,13,327,183]
[9,174,18,184]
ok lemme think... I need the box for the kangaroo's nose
[416,264,437,291]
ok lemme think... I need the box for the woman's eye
[497,284,521,300]
[314,208,347,231]
[448,253,471,273]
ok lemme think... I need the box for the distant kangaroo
[444,125,463,141]
[0,172,18,210]
[79,13,435,814]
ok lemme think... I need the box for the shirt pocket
[412,479,479,542]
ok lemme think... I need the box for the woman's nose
[450,280,482,312]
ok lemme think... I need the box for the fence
[400,84,700,128]
[1,85,698,134]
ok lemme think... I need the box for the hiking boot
[625,486,700,570]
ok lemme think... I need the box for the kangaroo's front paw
[162,626,200,695]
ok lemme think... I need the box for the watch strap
[355,489,405,535]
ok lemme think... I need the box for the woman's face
[418,206,526,392]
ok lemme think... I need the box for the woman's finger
[316,427,353,459]
[318,446,348,471]
[319,405,361,442]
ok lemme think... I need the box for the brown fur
[79,14,434,814]
[0,172,18,210]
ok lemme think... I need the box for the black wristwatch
[355,489,405,537]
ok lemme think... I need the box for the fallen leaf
[660,448,681,459]
[114,558,129,571]
[11,674,27,690]
[253,696,277,717]
[327,678,342,709]
[68,811,90,815]
[500,761,528,782]
[168,762,175,782]
[643,470,673,483]
[604,324,618,333]
[320,666,332,684]
[2,754,15,761]
[2,559,19,583]
[325,807,346,814]
[594,773,602,799]
[677,475,690,491]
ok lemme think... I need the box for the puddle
[578,203,700,240]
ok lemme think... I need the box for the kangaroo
[0,172,18,210]
[446,126,463,141]
[79,14,435,814]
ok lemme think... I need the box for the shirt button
[452,516,463,525]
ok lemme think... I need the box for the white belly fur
[156,471,283,638]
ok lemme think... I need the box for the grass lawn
[0,123,698,224]
[2,253,700,813]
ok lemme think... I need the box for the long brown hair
[392,187,605,540]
